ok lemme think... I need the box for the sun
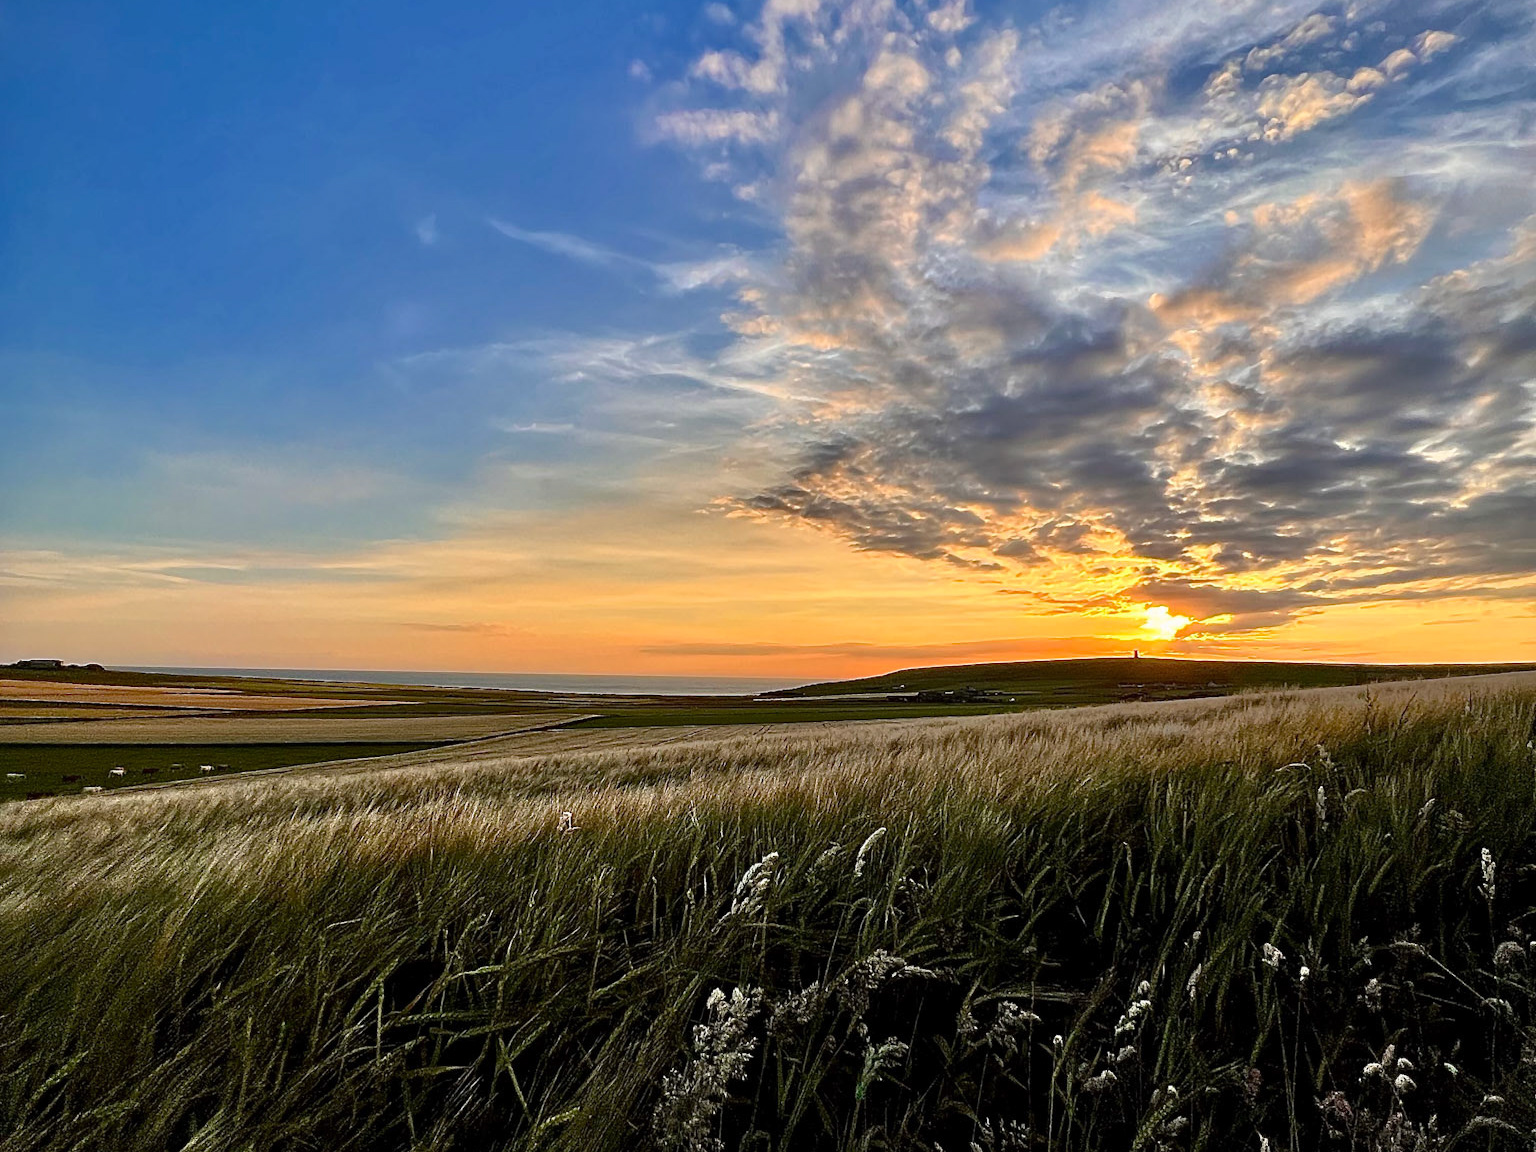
[1140,604,1191,641]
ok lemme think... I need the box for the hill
[768,655,1536,706]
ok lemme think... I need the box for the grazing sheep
[5,772,23,780]
[82,786,103,794]
[109,767,126,776]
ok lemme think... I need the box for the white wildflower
[1480,847,1496,903]
[769,982,825,1037]
[1495,941,1525,971]
[1298,966,1311,985]
[853,827,887,877]
[838,950,932,1019]
[1114,992,1154,1038]
[556,811,577,834]
[985,1000,1042,1059]
[1262,943,1285,971]
[1316,785,1328,826]
[654,985,763,1151]
[1083,1068,1118,1093]
[1394,1073,1416,1094]
[1187,964,1202,1000]
[1443,1062,1459,1076]
[1363,1062,1385,1079]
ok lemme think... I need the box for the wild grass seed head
[985,1000,1041,1059]
[856,1037,909,1100]
[853,827,887,877]
[727,851,779,918]
[654,985,764,1152]
[1494,941,1525,971]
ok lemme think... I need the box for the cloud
[399,621,517,635]
[638,0,1536,630]
[1244,12,1338,72]
[641,635,1132,659]
[488,218,641,269]
[414,214,439,246]
[488,218,753,295]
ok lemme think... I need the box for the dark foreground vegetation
[3,675,1536,1150]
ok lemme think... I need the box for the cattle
[62,774,81,783]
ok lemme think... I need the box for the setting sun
[1141,605,1192,641]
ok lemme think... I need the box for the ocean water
[119,666,809,697]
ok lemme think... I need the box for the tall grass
[3,674,1536,1150]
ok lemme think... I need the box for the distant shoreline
[115,666,809,698]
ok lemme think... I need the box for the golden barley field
[3,673,1536,1150]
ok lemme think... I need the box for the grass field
[569,702,1034,727]
[0,712,578,745]
[0,743,445,800]
[774,655,1536,705]
[4,673,1536,1149]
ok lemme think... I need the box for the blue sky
[2,0,756,541]
[3,0,1535,671]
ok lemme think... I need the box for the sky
[2,0,1535,677]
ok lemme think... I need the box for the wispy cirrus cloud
[488,217,754,294]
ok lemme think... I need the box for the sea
[118,667,808,697]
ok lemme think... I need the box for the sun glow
[1141,604,1192,641]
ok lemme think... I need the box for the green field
[569,702,1035,727]
[0,742,439,800]
[774,654,1536,703]
[4,673,1536,1150]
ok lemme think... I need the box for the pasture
[3,673,1536,1149]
